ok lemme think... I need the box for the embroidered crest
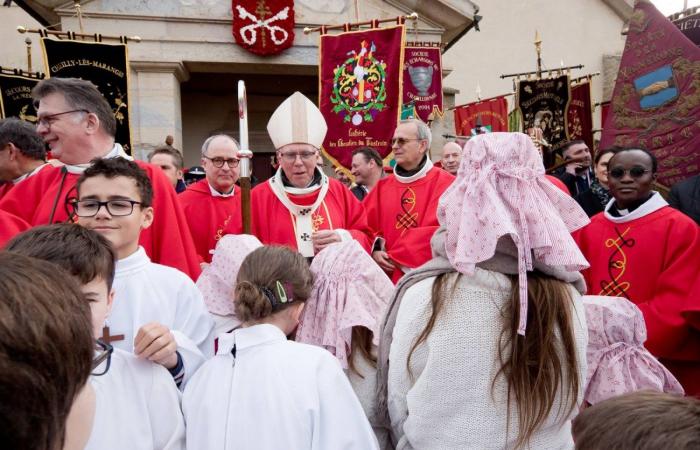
[232,0,295,56]
[633,65,679,110]
[599,226,634,298]
[311,212,325,232]
[395,187,419,234]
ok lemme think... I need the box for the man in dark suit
[668,174,700,225]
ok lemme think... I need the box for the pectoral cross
[102,325,125,344]
[255,0,271,48]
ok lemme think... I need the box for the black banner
[517,74,571,152]
[0,71,42,123]
[41,38,132,154]
[673,12,700,46]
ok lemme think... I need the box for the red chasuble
[248,178,371,252]
[574,206,700,395]
[0,161,201,280]
[179,179,242,263]
[364,166,454,283]
[0,182,12,200]
[0,210,29,247]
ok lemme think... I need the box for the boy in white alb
[5,223,186,449]
[74,157,214,386]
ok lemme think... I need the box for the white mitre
[267,91,328,150]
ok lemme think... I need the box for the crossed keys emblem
[235,4,290,47]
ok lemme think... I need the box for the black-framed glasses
[278,151,317,162]
[204,156,240,168]
[36,109,89,129]
[391,137,423,147]
[608,167,651,180]
[92,339,114,377]
[71,199,143,217]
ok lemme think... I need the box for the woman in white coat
[183,245,378,450]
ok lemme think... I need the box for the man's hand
[134,322,178,369]
[565,159,583,175]
[373,250,396,273]
[312,230,342,253]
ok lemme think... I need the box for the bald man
[440,141,461,175]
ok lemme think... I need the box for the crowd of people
[0,77,699,450]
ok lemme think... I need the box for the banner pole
[303,12,417,34]
[25,38,32,73]
[17,26,141,43]
[237,80,253,235]
[74,1,85,34]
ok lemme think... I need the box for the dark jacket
[575,189,606,218]
[668,175,700,225]
[350,184,368,201]
[553,168,593,197]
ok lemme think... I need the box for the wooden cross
[101,325,125,344]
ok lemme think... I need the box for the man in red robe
[574,148,700,395]
[247,92,371,256]
[180,134,242,264]
[0,77,201,279]
[0,118,50,199]
[364,119,454,283]
[0,210,29,247]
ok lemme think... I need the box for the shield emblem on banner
[633,65,678,110]
[232,0,295,56]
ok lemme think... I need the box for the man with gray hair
[0,77,201,279]
[364,118,455,282]
[0,118,48,199]
[179,134,243,263]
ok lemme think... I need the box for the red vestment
[574,206,700,395]
[364,167,454,282]
[179,179,242,263]
[248,178,371,252]
[0,210,29,247]
[0,183,12,200]
[0,161,201,280]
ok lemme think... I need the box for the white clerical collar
[115,246,150,275]
[603,191,668,223]
[268,168,330,257]
[216,324,286,355]
[275,168,325,195]
[394,157,433,184]
[208,183,235,197]
[12,163,48,184]
[64,143,133,175]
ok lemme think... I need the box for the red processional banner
[567,81,594,150]
[453,96,508,136]
[319,25,405,172]
[601,0,700,187]
[232,0,295,56]
[402,45,443,122]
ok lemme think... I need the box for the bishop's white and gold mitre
[266,91,327,150]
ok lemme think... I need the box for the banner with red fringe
[319,25,405,172]
[402,46,443,122]
[601,0,700,187]
[567,81,593,150]
[232,0,295,56]
[453,96,508,136]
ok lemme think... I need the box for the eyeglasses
[204,156,240,169]
[71,199,143,217]
[391,137,423,147]
[278,151,317,162]
[36,109,89,129]
[608,167,651,180]
[92,339,114,377]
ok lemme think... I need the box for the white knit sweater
[388,268,587,450]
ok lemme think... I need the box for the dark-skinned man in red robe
[246,92,371,256]
[179,134,242,264]
[574,148,700,396]
[364,118,454,283]
[0,77,201,279]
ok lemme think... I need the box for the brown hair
[5,223,116,290]
[407,270,580,450]
[33,77,117,137]
[234,246,314,322]
[0,252,94,450]
[573,391,700,450]
[352,146,383,167]
[0,117,47,160]
[148,140,184,169]
[77,157,153,207]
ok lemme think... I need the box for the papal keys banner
[232,0,295,56]
[402,45,443,122]
[453,96,508,136]
[517,74,571,152]
[319,25,405,172]
[41,37,132,154]
[601,0,700,187]
[0,70,42,123]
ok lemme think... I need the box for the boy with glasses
[574,147,700,395]
[5,224,186,450]
[179,134,242,264]
[71,157,214,387]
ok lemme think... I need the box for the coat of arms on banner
[330,40,387,126]
[232,0,295,56]
[402,46,443,122]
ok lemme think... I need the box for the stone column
[129,61,189,161]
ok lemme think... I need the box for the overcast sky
[650,0,700,15]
